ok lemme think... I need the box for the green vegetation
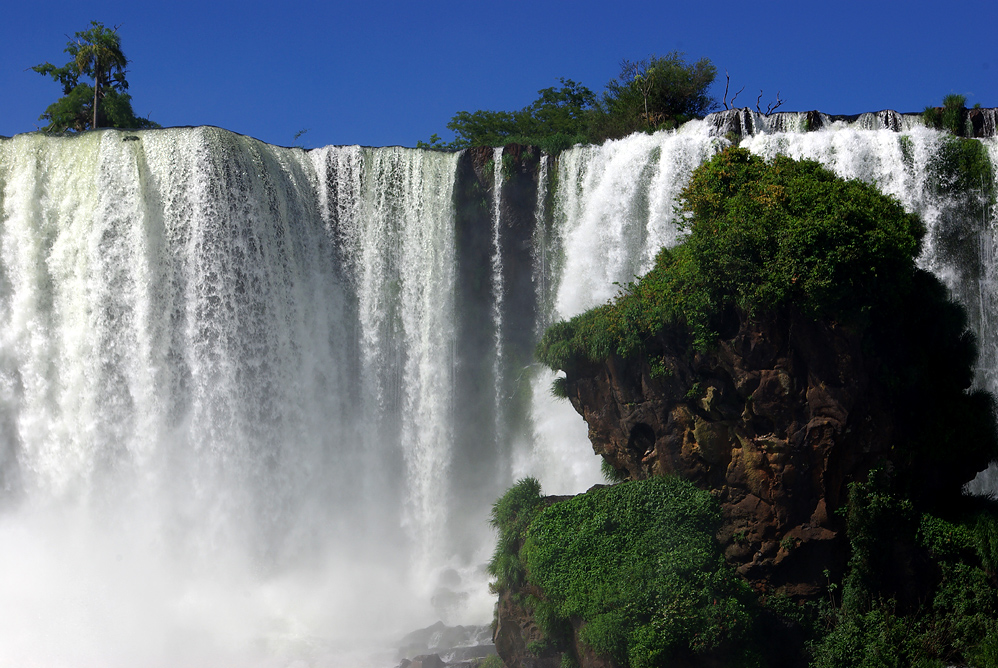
[32,21,158,132]
[490,478,998,668]
[588,54,717,141]
[421,52,716,152]
[538,148,923,361]
[809,478,998,668]
[421,78,597,154]
[490,476,756,668]
[600,458,627,483]
[538,147,997,501]
[472,655,505,668]
[487,477,546,592]
[517,146,998,667]
[923,94,969,136]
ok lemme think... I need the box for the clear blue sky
[2,0,996,148]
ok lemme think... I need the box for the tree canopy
[422,52,717,151]
[32,21,158,132]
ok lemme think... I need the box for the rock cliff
[563,309,880,598]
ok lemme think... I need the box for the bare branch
[766,92,785,115]
[730,85,744,108]
[757,91,763,113]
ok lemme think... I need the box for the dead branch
[724,71,746,110]
[766,92,785,115]
[730,84,744,108]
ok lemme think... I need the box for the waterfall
[310,145,462,567]
[490,147,507,466]
[1,114,997,667]
[0,129,469,667]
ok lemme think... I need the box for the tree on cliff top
[422,52,716,150]
[32,21,159,132]
[538,148,926,362]
[589,52,718,140]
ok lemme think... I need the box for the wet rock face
[562,310,896,597]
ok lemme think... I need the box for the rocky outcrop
[561,310,898,598]
[397,621,497,668]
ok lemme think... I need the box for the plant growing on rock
[492,476,757,668]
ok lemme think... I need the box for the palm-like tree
[72,22,129,129]
[32,22,157,133]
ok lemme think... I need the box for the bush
[538,148,925,362]
[488,478,545,591]
[923,94,969,136]
[519,476,756,667]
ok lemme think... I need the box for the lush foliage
[421,52,716,151]
[588,53,717,141]
[422,79,597,153]
[511,477,755,668]
[810,479,998,668]
[538,148,924,364]
[487,477,546,592]
[538,146,998,501]
[525,143,998,668]
[32,21,158,132]
[923,94,969,136]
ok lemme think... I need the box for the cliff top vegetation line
[420,52,718,153]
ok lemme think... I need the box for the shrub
[520,476,755,667]
[488,478,545,591]
[537,148,925,362]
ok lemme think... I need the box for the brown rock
[558,310,889,597]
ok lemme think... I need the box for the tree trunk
[92,76,99,129]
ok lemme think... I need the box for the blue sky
[2,0,996,149]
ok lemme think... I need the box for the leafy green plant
[473,655,506,668]
[685,382,703,401]
[520,476,755,667]
[550,375,569,398]
[923,94,969,136]
[31,21,159,132]
[422,53,716,151]
[488,478,545,592]
[526,639,549,655]
[648,356,672,379]
[600,458,627,483]
[810,601,918,668]
[537,148,924,364]
[942,94,967,135]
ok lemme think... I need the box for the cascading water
[490,147,508,467]
[0,128,477,668]
[2,112,998,667]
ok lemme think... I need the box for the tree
[32,21,158,132]
[428,78,596,152]
[425,53,717,151]
[591,52,718,138]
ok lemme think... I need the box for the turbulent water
[0,114,995,666]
